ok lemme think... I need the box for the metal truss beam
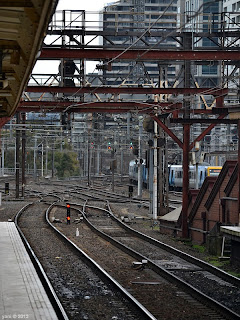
[47,29,240,39]
[18,100,229,115]
[152,115,183,149]
[25,86,228,96]
[40,48,240,61]
[170,118,236,124]
[189,115,227,150]
[18,101,182,113]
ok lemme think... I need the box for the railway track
[60,185,181,212]
[79,200,240,319]
[14,203,69,320]
[49,200,239,320]
[15,198,157,320]
[4,182,238,319]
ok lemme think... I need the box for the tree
[54,151,80,178]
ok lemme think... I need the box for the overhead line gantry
[20,9,240,238]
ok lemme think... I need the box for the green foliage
[54,150,80,178]
[5,149,15,167]
[3,135,81,179]
[228,271,240,278]
[206,256,229,268]
[192,244,206,253]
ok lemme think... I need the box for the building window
[202,65,218,75]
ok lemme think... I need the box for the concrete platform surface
[220,225,240,241]
[159,206,182,222]
[0,222,58,320]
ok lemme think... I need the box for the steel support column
[15,112,20,199]
[238,120,240,221]
[21,113,26,197]
[182,123,190,238]
[216,95,225,108]
[181,32,191,239]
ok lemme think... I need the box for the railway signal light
[66,203,71,224]
[108,142,111,150]
[37,144,43,155]
[67,203,70,216]
[130,142,133,150]
[5,182,9,195]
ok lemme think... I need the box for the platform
[220,225,240,266]
[220,225,240,242]
[0,222,58,320]
[159,206,182,222]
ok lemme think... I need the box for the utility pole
[182,32,192,238]
[21,113,26,197]
[15,112,20,198]
[34,137,37,179]
[138,116,143,198]
[149,136,154,217]
[159,126,164,213]
[158,66,169,215]
[164,124,169,213]
[52,138,54,178]
[111,149,115,192]
[120,148,123,182]
[238,119,240,224]
[41,143,44,177]
[45,140,48,176]
[1,139,4,177]
[96,145,100,175]
[153,117,158,220]
[87,139,90,186]
[127,112,131,137]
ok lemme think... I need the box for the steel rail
[14,203,69,320]
[105,201,240,287]
[46,203,157,320]
[78,201,240,320]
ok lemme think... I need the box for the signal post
[66,203,71,224]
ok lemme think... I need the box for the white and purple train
[129,160,222,190]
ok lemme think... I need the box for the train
[129,159,148,187]
[168,164,222,190]
[129,159,222,190]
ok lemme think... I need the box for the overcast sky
[56,0,112,11]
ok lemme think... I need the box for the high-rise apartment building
[184,0,222,89]
[101,0,178,87]
[222,0,240,92]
